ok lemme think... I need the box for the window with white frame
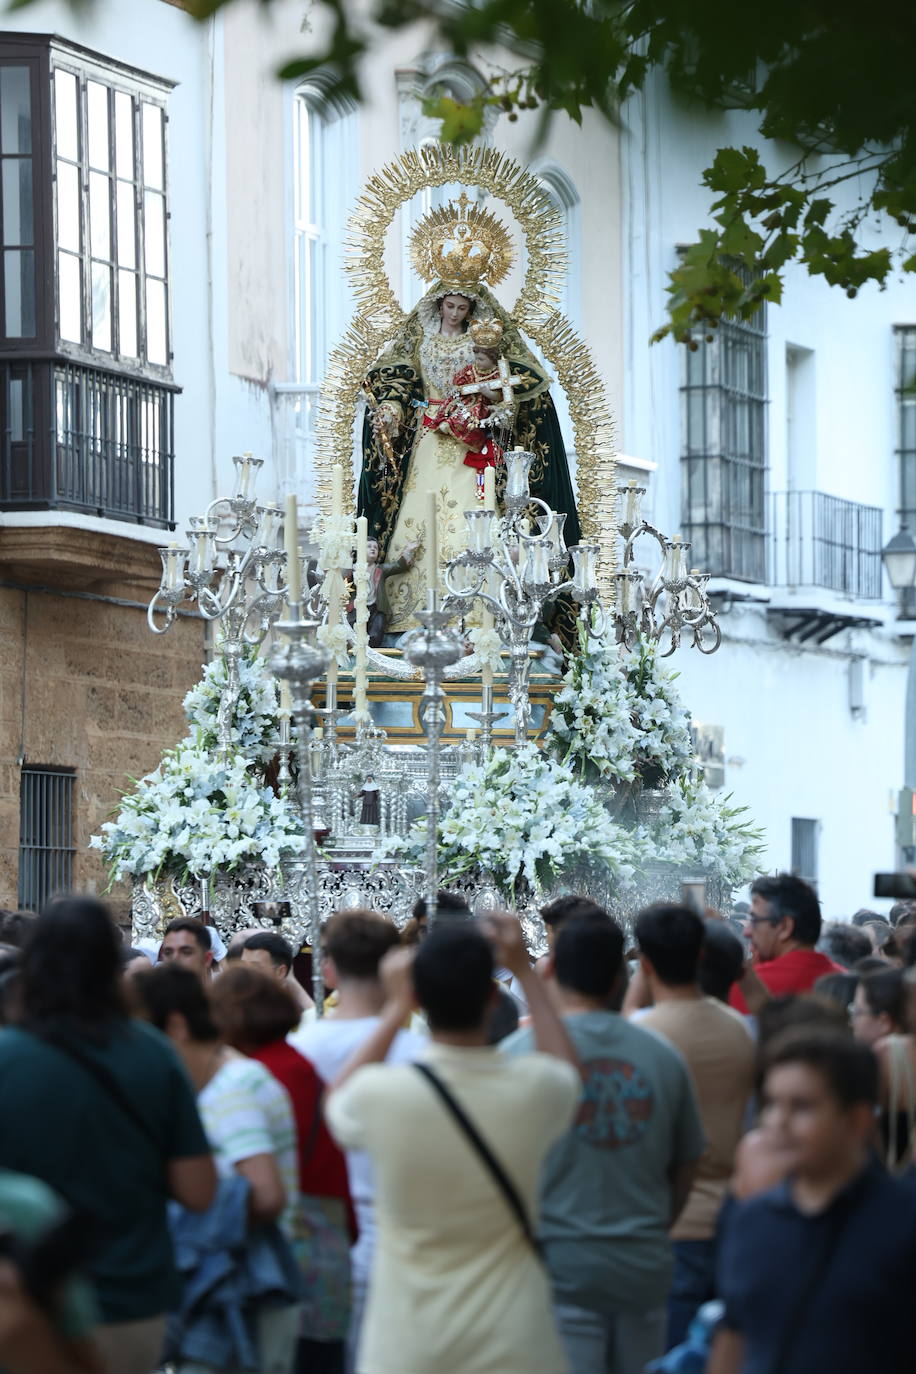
[53,61,170,369]
[292,87,357,386]
[790,817,819,887]
[681,291,768,582]
[897,326,916,614]
[536,165,581,325]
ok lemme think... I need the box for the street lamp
[882,526,916,593]
[882,526,916,858]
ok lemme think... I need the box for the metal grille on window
[897,327,916,615]
[681,291,768,582]
[18,766,75,912]
[790,817,818,888]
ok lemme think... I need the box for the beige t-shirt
[639,997,754,1240]
[327,1042,580,1374]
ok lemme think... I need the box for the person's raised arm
[327,948,416,1096]
[481,912,581,1075]
[621,961,652,1017]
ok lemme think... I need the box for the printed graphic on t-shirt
[575,1056,654,1148]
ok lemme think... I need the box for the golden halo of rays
[314,143,617,586]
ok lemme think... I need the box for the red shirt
[253,1039,357,1240]
[729,948,843,1014]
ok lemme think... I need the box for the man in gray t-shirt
[504,915,705,1374]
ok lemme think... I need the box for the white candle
[481,557,495,691]
[483,466,496,513]
[354,516,369,719]
[331,463,343,518]
[425,491,438,596]
[279,681,292,715]
[284,495,301,607]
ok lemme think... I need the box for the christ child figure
[424,318,521,500]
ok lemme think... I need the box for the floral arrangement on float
[375,626,764,906]
[544,622,693,791]
[91,646,302,888]
[183,643,283,764]
[90,745,302,884]
[374,744,637,901]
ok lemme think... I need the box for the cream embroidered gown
[383,330,494,633]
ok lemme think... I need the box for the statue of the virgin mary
[356,197,581,634]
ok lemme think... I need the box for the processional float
[136,145,721,1005]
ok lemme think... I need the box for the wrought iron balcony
[769,490,884,601]
[0,359,175,527]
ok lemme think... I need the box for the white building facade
[0,0,911,916]
[621,75,915,915]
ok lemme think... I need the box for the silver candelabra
[148,453,301,754]
[443,448,602,744]
[614,481,721,655]
[269,609,331,1013]
[400,597,466,925]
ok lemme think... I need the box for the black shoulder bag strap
[414,1062,543,1262]
[35,1032,164,1155]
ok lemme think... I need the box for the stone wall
[0,527,208,921]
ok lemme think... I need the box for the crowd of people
[0,876,914,1374]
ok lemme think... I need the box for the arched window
[292,85,358,385]
[535,164,581,327]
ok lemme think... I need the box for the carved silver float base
[131,858,724,963]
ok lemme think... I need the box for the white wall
[218,0,622,511]
[621,72,913,915]
[0,0,219,532]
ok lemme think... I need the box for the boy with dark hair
[710,1028,916,1374]
[326,914,579,1374]
[504,916,705,1374]
[241,930,294,980]
[632,905,755,1349]
[730,874,840,1013]
[698,919,745,1003]
[290,907,424,1373]
[159,917,213,980]
[539,894,608,950]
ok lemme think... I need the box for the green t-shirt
[503,1010,706,1312]
[0,1021,210,1323]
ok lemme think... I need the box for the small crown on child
[469,319,504,349]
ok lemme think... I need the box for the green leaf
[705,146,765,194]
[718,218,764,262]
[761,232,799,271]
[421,94,485,145]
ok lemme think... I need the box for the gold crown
[469,319,504,349]
[410,193,514,290]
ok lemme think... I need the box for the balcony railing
[0,360,175,527]
[769,490,883,601]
